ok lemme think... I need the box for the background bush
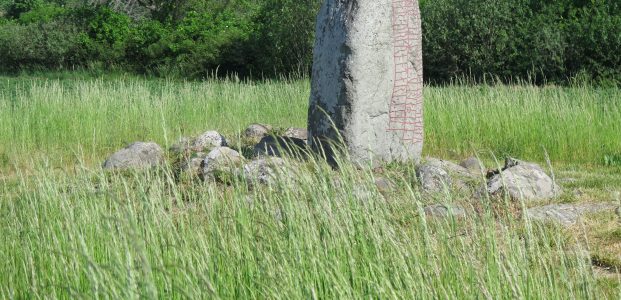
[0,0,619,84]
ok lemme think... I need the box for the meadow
[1,75,621,298]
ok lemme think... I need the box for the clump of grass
[0,151,615,298]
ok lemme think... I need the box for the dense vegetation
[2,1,619,297]
[1,76,621,298]
[0,0,619,83]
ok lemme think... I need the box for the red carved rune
[388,0,423,143]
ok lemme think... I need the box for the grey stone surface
[416,158,477,192]
[283,127,308,141]
[103,142,164,170]
[244,124,272,142]
[460,156,484,174]
[526,202,618,227]
[201,147,243,180]
[424,204,467,219]
[426,158,475,178]
[308,0,424,165]
[191,131,227,152]
[416,164,451,193]
[486,162,561,202]
[254,136,308,158]
[242,157,287,185]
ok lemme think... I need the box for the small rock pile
[101,125,563,200]
[102,125,306,185]
[415,156,561,203]
[102,126,590,221]
[101,126,621,225]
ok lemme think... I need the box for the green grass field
[1,76,620,169]
[1,75,620,298]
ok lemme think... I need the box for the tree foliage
[421,0,621,84]
[0,0,619,84]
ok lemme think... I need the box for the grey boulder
[242,157,287,185]
[526,202,617,227]
[103,142,164,170]
[374,177,396,194]
[244,124,272,142]
[416,164,451,192]
[201,147,243,180]
[283,127,308,142]
[460,156,485,174]
[486,161,560,202]
[192,131,227,152]
[416,158,477,192]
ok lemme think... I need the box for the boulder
[426,158,475,178]
[254,136,308,158]
[415,158,476,192]
[460,156,484,174]
[191,131,227,152]
[283,127,308,141]
[526,202,618,227]
[307,0,424,165]
[486,161,561,202]
[416,164,451,193]
[201,147,243,180]
[242,157,287,185]
[103,142,164,170]
[244,124,272,142]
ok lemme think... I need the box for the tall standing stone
[308,0,424,165]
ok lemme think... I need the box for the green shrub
[5,0,42,19]
[0,20,80,72]
[75,6,131,65]
[565,2,621,84]
[251,0,322,76]
[17,2,64,23]
[163,2,260,77]
[0,0,620,84]
[125,19,173,72]
[421,0,621,84]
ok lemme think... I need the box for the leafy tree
[0,20,80,71]
[6,0,43,18]
[252,0,322,75]
[0,0,620,84]
[18,2,66,23]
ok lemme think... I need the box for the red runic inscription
[388,0,423,143]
